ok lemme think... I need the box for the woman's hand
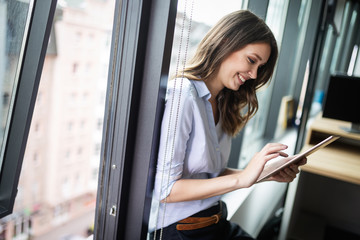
[239,143,288,188]
[163,145,307,203]
[267,157,307,182]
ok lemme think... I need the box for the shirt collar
[192,80,211,99]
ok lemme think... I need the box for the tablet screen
[256,135,340,183]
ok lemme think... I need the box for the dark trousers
[149,201,254,240]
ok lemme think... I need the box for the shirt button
[216,147,220,151]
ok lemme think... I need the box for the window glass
[238,0,289,168]
[0,0,115,239]
[0,0,31,172]
[311,0,360,118]
[288,0,311,96]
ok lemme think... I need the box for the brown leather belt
[176,203,222,231]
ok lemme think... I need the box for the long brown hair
[179,10,278,136]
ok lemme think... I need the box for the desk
[279,116,360,240]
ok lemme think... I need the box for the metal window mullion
[94,0,143,239]
[248,0,269,19]
[94,0,178,239]
[119,0,179,238]
[263,0,303,140]
[294,0,326,153]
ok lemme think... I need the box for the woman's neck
[204,76,223,99]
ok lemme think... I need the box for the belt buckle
[214,214,220,224]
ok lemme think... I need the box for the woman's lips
[237,73,246,85]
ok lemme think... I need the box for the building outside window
[0,0,115,239]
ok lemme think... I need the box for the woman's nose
[248,67,257,79]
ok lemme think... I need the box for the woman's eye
[248,57,255,64]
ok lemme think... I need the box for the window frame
[94,0,178,239]
[0,0,57,218]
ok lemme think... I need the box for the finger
[298,157,307,165]
[279,151,289,157]
[283,169,297,181]
[289,164,300,173]
[284,167,297,178]
[291,158,307,168]
[264,153,282,161]
[263,143,288,150]
[262,144,288,155]
[278,170,292,182]
[290,164,301,173]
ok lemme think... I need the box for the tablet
[256,135,340,183]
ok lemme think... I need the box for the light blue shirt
[153,78,232,229]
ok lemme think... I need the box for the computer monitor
[322,74,360,133]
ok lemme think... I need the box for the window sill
[221,187,254,219]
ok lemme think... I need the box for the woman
[152,10,306,240]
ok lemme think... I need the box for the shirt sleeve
[154,79,193,200]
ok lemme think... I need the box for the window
[0,0,57,219]
[94,1,180,238]
[0,0,116,239]
[0,0,31,169]
[311,0,360,116]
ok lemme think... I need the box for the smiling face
[210,42,271,93]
